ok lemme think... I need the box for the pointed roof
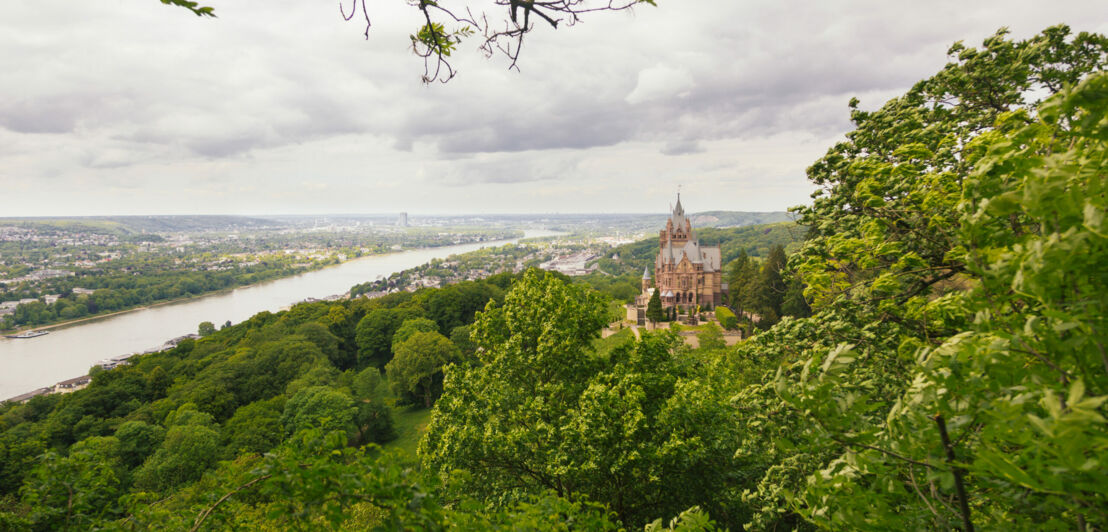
[668,193,688,231]
[642,266,651,279]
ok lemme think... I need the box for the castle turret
[641,266,652,292]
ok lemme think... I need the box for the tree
[728,27,1108,530]
[133,423,223,492]
[160,0,214,18]
[294,322,347,368]
[281,386,357,439]
[350,367,396,444]
[420,270,739,527]
[416,281,502,334]
[355,307,423,368]
[790,69,1108,531]
[221,398,284,455]
[198,320,216,337]
[646,288,664,324]
[779,277,811,318]
[386,331,460,408]
[726,250,759,321]
[343,0,658,83]
[145,366,172,399]
[696,322,725,351]
[755,244,787,326]
[391,317,439,350]
[114,420,166,468]
[0,426,47,497]
[449,324,478,358]
[19,437,125,530]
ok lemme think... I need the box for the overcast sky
[1,1,1104,216]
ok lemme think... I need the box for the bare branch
[343,0,654,83]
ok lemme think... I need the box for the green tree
[386,331,460,408]
[20,437,124,530]
[350,367,396,444]
[754,244,787,327]
[421,270,739,527]
[726,250,759,321]
[355,307,423,368]
[696,322,726,351]
[391,317,439,350]
[294,321,348,369]
[144,365,173,399]
[280,386,356,438]
[779,277,811,318]
[221,398,284,455]
[728,26,1108,530]
[114,420,165,468]
[0,426,48,496]
[198,321,216,337]
[416,280,502,334]
[646,288,664,324]
[133,423,223,492]
[449,324,478,358]
[790,70,1108,531]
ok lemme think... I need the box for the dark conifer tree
[646,289,663,324]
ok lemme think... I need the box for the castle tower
[641,266,652,292]
[660,193,693,249]
[649,193,723,310]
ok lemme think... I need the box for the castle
[629,195,723,323]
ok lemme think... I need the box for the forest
[0,26,1105,530]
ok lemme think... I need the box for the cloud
[428,152,581,186]
[0,0,1105,215]
[660,139,703,156]
[625,64,695,105]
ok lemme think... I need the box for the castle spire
[642,266,651,279]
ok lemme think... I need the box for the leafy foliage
[159,0,214,17]
[421,270,741,527]
[386,331,459,407]
[726,25,1108,530]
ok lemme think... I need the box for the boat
[4,330,49,339]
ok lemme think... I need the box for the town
[0,216,519,331]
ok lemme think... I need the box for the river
[1,230,560,400]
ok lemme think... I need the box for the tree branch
[934,414,974,532]
[190,474,272,532]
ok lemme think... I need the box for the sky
[0,1,1105,217]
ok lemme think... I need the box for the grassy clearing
[384,405,433,458]
[596,327,635,354]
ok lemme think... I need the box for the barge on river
[4,331,49,339]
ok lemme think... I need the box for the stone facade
[639,195,722,310]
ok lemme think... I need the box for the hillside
[600,221,805,275]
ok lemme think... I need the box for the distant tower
[641,266,652,292]
[397,212,408,227]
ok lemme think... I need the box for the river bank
[0,231,556,400]
[0,233,526,335]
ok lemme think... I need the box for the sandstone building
[629,195,723,323]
